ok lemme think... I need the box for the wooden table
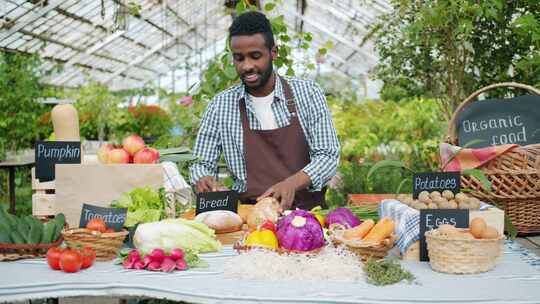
[0,154,34,214]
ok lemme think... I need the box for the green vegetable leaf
[124,209,162,228]
[364,258,415,286]
[184,249,209,268]
[462,169,492,192]
[158,147,191,155]
[160,154,198,163]
[504,215,518,240]
[111,187,166,227]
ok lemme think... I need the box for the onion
[325,207,362,228]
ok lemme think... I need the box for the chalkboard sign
[413,172,460,199]
[457,95,540,148]
[195,191,239,215]
[419,209,469,261]
[79,204,127,232]
[35,141,81,182]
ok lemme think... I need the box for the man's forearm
[285,170,312,192]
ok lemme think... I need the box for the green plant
[113,104,172,141]
[0,52,49,158]
[329,96,445,172]
[325,161,412,208]
[194,0,329,102]
[72,81,121,141]
[165,95,208,149]
[371,1,540,119]
[366,158,492,196]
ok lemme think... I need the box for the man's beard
[242,60,274,91]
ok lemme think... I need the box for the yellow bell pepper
[245,229,278,249]
[312,212,324,228]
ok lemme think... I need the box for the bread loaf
[195,210,243,234]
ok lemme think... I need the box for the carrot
[363,218,395,242]
[343,219,375,240]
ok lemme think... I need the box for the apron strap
[279,77,297,115]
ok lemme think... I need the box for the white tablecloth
[0,241,538,304]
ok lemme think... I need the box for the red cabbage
[325,207,362,228]
[276,209,325,252]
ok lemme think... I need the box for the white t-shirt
[248,91,278,130]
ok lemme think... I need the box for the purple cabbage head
[325,207,361,228]
[276,209,324,252]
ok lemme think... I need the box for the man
[190,11,339,210]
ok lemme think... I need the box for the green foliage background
[372,0,540,119]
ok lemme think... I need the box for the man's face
[230,33,277,91]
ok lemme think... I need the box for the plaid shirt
[190,75,340,193]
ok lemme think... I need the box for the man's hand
[196,176,219,193]
[257,179,297,209]
[257,171,311,210]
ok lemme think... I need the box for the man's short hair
[229,11,275,49]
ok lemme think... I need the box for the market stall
[0,243,539,304]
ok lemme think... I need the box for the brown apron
[239,77,326,210]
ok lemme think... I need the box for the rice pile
[223,245,364,282]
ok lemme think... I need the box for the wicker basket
[446,82,540,235]
[0,236,64,262]
[327,224,396,261]
[425,229,504,274]
[62,228,128,261]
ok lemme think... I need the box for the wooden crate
[31,167,56,218]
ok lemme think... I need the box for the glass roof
[0,0,391,93]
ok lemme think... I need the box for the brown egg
[470,217,487,238]
[481,226,499,239]
[438,224,457,235]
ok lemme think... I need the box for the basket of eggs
[328,218,397,261]
[62,218,128,261]
[425,217,504,274]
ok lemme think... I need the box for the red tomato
[105,228,115,233]
[46,247,64,270]
[86,218,107,233]
[80,247,96,269]
[59,249,83,273]
[260,220,276,232]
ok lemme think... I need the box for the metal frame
[0,0,390,90]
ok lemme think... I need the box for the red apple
[122,135,145,156]
[133,148,157,164]
[108,148,130,164]
[147,148,160,162]
[97,144,114,164]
